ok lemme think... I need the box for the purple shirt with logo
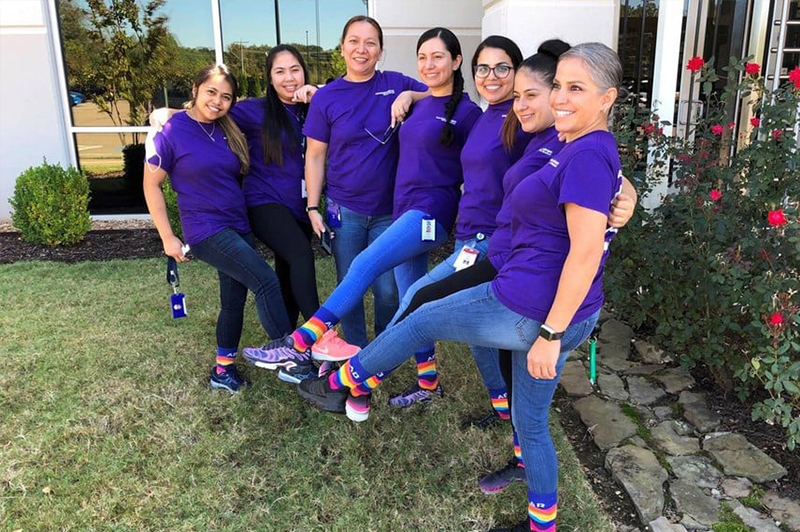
[147,112,249,245]
[392,94,482,233]
[492,130,622,323]
[488,126,564,270]
[303,70,427,216]
[455,99,533,240]
[230,97,306,221]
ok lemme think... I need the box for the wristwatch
[538,323,564,341]
[305,206,319,213]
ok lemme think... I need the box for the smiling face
[550,57,616,142]
[417,36,461,96]
[270,50,305,104]
[474,47,514,105]
[191,73,234,122]
[512,67,554,134]
[340,20,382,81]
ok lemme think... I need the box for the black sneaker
[209,365,251,393]
[461,410,504,430]
[296,373,348,414]
[277,357,318,384]
[487,518,529,532]
[478,459,526,494]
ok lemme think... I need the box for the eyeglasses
[475,64,513,79]
[364,124,397,145]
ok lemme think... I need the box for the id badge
[326,202,342,228]
[421,216,436,241]
[171,292,188,319]
[301,179,308,199]
[454,245,479,271]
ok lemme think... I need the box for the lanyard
[167,257,180,293]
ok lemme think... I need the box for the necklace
[188,109,216,142]
[283,103,304,124]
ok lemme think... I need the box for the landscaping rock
[670,480,720,529]
[598,341,638,372]
[605,445,668,524]
[648,516,688,532]
[720,477,751,498]
[627,376,667,405]
[762,491,800,531]
[599,307,612,323]
[625,364,667,376]
[678,392,721,432]
[598,371,628,401]
[667,455,723,489]
[634,340,672,364]
[559,360,594,397]
[654,368,695,394]
[651,421,700,456]
[574,395,638,450]
[703,432,788,483]
[600,319,634,346]
[653,406,674,421]
[729,500,782,532]
[629,436,648,448]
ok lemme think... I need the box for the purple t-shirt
[455,99,533,240]
[147,112,249,245]
[392,94,482,233]
[230,98,306,221]
[303,70,427,216]
[491,130,622,323]
[488,126,564,270]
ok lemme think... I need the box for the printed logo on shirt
[435,116,458,125]
[375,89,396,96]
[539,147,553,156]
[548,158,560,168]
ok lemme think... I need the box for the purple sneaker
[242,335,310,371]
[478,460,526,495]
[388,383,443,408]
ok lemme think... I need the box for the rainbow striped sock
[528,491,557,532]
[414,349,438,390]
[290,307,337,351]
[328,356,384,392]
[513,432,525,468]
[489,388,510,419]
[215,347,237,374]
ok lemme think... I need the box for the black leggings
[248,203,319,325]
[395,258,514,420]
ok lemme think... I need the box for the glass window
[617,0,660,108]
[75,133,147,214]
[220,0,278,97]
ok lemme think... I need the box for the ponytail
[440,69,464,146]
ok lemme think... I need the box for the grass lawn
[0,258,614,532]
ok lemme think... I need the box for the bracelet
[305,206,319,213]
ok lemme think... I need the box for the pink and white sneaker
[311,329,360,362]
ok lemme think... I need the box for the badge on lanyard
[454,245,479,271]
[167,256,188,319]
[301,179,308,199]
[421,216,436,241]
[326,201,342,228]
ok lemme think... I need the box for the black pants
[395,258,514,420]
[248,203,319,325]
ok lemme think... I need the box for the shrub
[9,159,91,246]
[162,176,183,241]
[607,58,800,449]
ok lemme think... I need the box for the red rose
[727,122,736,129]
[711,124,724,135]
[709,189,722,201]
[687,56,705,72]
[789,66,800,90]
[745,62,760,75]
[643,123,655,134]
[772,128,783,141]
[657,127,663,135]
[769,313,783,325]
[750,117,760,127]
[768,209,788,226]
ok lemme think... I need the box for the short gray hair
[560,43,629,103]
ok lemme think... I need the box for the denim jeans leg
[366,213,399,339]
[331,206,370,347]
[215,268,248,349]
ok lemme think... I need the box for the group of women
[144,14,636,532]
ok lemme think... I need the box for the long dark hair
[501,39,571,150]
[471,35,523,77]
[261,45,310,166]
[416,27,464,147]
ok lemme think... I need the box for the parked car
[69,91,86,106]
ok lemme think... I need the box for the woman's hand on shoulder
[391,91,414,128]
[149,108,179,131]
[293,85,318,104]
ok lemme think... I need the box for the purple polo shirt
[392,94,482,233]
[492,130,622,323]
[303,70,427,216]
[455,99,533,240]
[488,126,564,270]
[230,98,306,221]
[147,112,249,245]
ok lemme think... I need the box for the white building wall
[0,0,71,222]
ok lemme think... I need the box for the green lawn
[0,258,614,532]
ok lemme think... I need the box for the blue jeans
[351,281,598,495]
[331,206,398,347]
[389,236,504,391]
[190,229,292,349]
[325,209,447,336]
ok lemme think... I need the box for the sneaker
[311,329,360,362]
[461,410,504,430]
[209,365,251,393]
[278,357,318,384]
[487,518,529,532]
[296,373,348,414]
[478,460,526,495]
[242,335,310,370]
[388,383,443,408]
[345,393,370,422]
